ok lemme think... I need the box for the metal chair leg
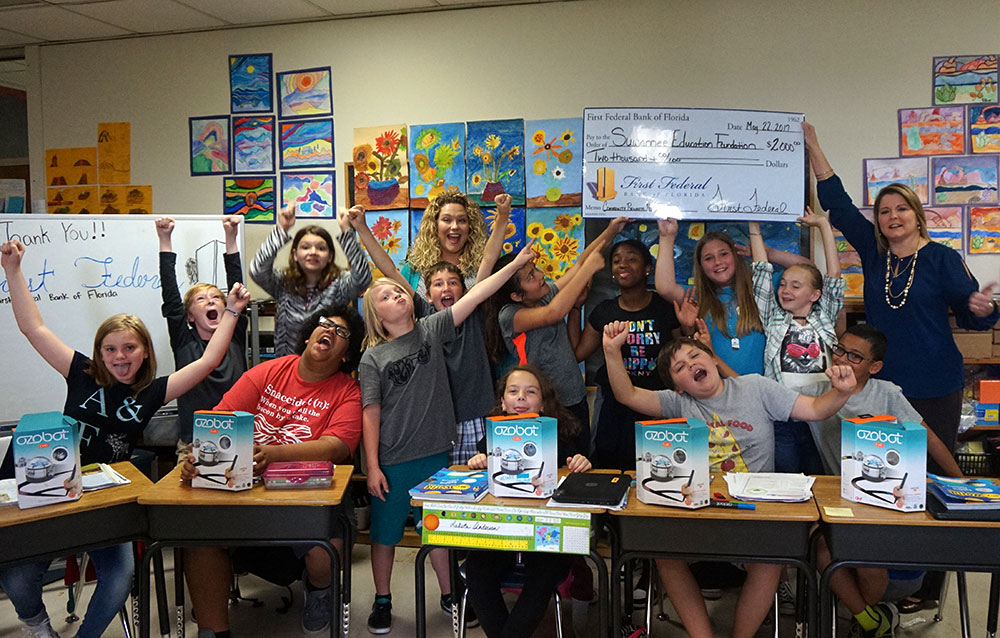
[772,591,779,638]
[553,589,564,638]
[119,604,133,638]
[934,570,951,622]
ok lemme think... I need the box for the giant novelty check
[582,108,806,221]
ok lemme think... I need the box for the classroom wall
[25,0,1000,292]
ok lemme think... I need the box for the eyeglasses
[831,343,871,365]
[318,316,350,339]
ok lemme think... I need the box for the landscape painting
[277,67,332,119]
[924,205,964,250]
[281,172,335,218]
[232,115,274,174]
[224,176,275,223]
[969,206,1000,253]
[279,119,334,169]
[898,107,964,156]
[45,147,97,187]
[933,55,998,106]
[931,155,998,205]
[969,105,1000,153]
[229,53,273,113]
[863,157,929,205]
[190,116,230,176]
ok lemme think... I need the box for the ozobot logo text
[495,424,539,437]
[195,417,234,430]
[16,430,70,445]
[645,430,689,443]
[857,429,901,445]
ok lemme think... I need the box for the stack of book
[927,473,1000,520]
[409,468,489,503]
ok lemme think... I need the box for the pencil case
[263,461,334,489]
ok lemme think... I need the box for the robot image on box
[13,412,83,509]
[635,418,709,509]
[485,414,558,498]
[841,415,926,512]
[191,410,254,491]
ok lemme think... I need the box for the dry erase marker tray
[263,462,334,489]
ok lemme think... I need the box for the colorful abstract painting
[525,207,585,278]
[525,118,582,207]
[467,119,525,207]
[281,172,335,218]
[45,147,97,187]
[485,206,526,255]
[614,219,804,287]
[97,122,130,184]
[898,107,964,156]
[97,185,152,214]
[863,157,929,205]
[924,205,964,250]
[277,67,332,119]
[229,53,273,113]
[832,229,864,298]
[189,116,230,176]
[969,105,1000,153]
[408,122,465,209]
[353,124,409,210]
[280,119,334,169]
[933,55,998,106]
[931,155,998,205]
[232,115,274,174]
[969,206,1000,253]
[47,186,97,214]
[224,177,275,223]
[362,209,409,278]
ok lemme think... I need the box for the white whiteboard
[582,107,806,220]
[0,214,245,424]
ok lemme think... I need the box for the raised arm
[602,321,662,416]
[248,206,293,296]
[654,219,686,303]
[164,283,250,402]
[748,221,767,263]
[789,364,856,421]
[572,320,603,361]
[511,242,605,334]
[335,207,374,294]
[802,121,834,181]
[799,207,840,278]
[0,240,73,376]
[347,205,415,297]
[477,193,512,282]
[453,241,536,326]
[155,218,187,328]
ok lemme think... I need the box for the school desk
[608,474,820,636]
[813,475,1000,638]
[411,467,613,638]
[136,464,354,638]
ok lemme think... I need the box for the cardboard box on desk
[954,331,993,359]
[191,410,253,491]
[841,415,925,512]
[13,412,82,509]
[485,413,558,498]
[634,417,709,509]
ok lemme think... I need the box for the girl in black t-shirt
[0,239,249,638]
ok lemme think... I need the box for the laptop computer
[551,472,630,507]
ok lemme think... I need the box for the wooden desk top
[814,475,1000,528]
[138,464,353,507]
[0,462,151,528]
[612,474,819,522]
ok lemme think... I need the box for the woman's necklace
[884,246,919,310]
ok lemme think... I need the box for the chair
[457,556,569,638]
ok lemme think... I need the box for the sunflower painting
[525,118,582,208]
[408,122,465,209]
[525,207,585,278]
[466,119,525,206]
[362,209,410,276]
[485,206,525,255]
[353,124,409,210]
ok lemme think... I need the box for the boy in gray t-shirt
[602,323,857,638]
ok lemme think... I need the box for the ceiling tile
[71,0,225,32]
[0,27,42,45]
[181,0,332,24]
[307,0,437,15]
[1,5,132,39]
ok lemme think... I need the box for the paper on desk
[81,463,131,492]
[724,473,814,502]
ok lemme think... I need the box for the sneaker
[632,563,650,609]
[367,597,392,635]
[700,587,722,600]
[20,618,61,638]
[301,586,332,635]
[440,594,479,627]
[778,580,796,616]
[871,602,899,637]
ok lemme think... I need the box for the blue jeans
[0,543,133,638]
[772,420,825,475]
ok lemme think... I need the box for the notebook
[550,472,630,507]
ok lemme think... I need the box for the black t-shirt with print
[63,351,169,465]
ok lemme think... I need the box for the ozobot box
[485,413,558,498]
[14,412,82,509]
[635,418,709,509]
[191,410,253,491]
[841,415,925,512]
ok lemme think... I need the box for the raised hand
[826,364,857,394]
[602,320,630,351]
[494,192,513,216]
[672,286,699,329]
[277,204,295,232]
[692,317,714,352]
[155,217,175,240]
[226,282,251,314]
[658,218,678,238]
[796,206,829,228]
[969,282,998,318]
[0,239,25,272]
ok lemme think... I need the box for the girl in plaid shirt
[748,209,845,474]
